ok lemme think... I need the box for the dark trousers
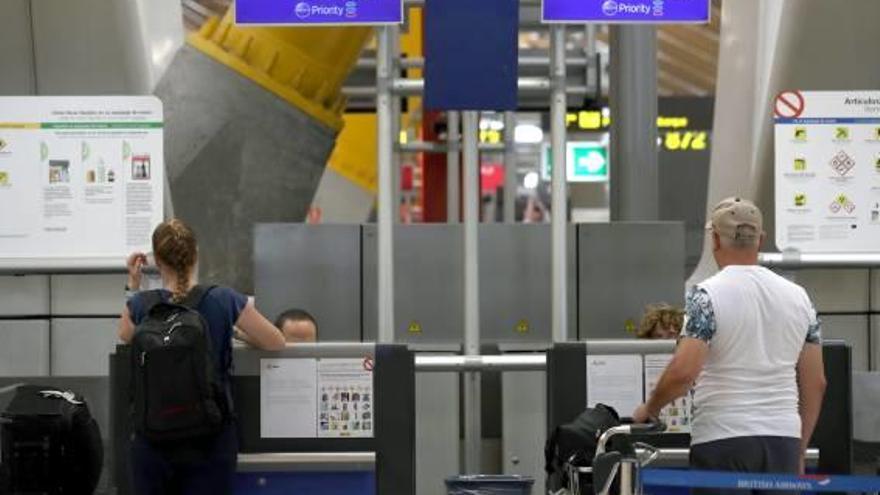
[689,436,801,495]
[130,423,239,495]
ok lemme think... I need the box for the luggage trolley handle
[593,422,665,495]
[595,422,666,456]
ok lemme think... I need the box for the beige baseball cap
[707,197,763,242]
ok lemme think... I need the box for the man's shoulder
[755,268,811,300]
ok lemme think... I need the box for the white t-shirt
[684,265,822,445]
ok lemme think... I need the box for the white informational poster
[586,355,644,419]
[644,354,692,433]
[774,90,880,252]
[317,358,374,438]
[260,358,318,438]
[259,357,374,439]
[0,96,163,261]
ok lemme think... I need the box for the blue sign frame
[543,0,711,24]
[235,0,403,26]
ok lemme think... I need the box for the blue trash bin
[445,475,535,495]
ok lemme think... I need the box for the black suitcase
[0,385,103,494]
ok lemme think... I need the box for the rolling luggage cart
[566,423,665,495]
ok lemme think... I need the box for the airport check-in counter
[546,340,853,475]
[109,343,415,495]
[253,222,688,495]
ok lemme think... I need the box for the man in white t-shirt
[633,197,827,485]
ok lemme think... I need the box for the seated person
[637,303,684,339]
[275,308,318,343]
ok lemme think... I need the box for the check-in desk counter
[547,340,853,475]
[110,343,415,495]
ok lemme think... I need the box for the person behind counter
[118,219,285,495]
[633,197,827,482]
[275,308,318,343]
[637,303,684,339]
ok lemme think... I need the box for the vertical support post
[585,25,597,58]
[609,25,658,221]
[503,111,517,223]
[462,110,481,473]
[377,26,395,343]
[391,25,403,222]
[550,25,568,343]
[447,111,461,223]
[619,462,634,495]
[584,25,597,94]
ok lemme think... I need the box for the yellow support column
[188,10,372,131]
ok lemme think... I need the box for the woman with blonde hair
[118,218,285,494]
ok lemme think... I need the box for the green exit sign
[542,142,609,183]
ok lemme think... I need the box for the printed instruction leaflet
[586,354,693,431]
[0,96,163,259]
[586,355,644,418]
[260,358,374,439]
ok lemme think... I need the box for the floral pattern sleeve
[682,286,716,343]
[806,303,823,344]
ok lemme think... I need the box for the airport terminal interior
[0,0,879,494]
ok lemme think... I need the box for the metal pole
[447,111,461,223]
[503,111,516,223]
[585,25,597,58]
[462,110,481,473]
[376,26,395,343]
[584,25,597,94]
[550,25,568,343]
[619,463,634,495]
[609,25,658,221]
[391,25,403,223]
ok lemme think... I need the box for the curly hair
[638,303,684,339]
[152,219,198,303]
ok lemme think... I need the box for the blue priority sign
[543,0,710,24]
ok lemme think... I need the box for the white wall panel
[0,320,50,376]
[51,274,125,315]
[51,318,117,376]
[0,275,49,316]
[821,315,869,372]
[794,270,869,313]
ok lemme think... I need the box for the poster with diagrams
[260,357,374,439]
[0,96,163,261]
[775,91,880,252]
[644,354,692,433]
[317,358,374,438]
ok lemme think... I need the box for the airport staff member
[633,198,827,481]
[275,308,318,343]
[638,303,684,340]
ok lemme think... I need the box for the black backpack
[0,384,103,494]
[130,285,228,444]
[544,403,623,493]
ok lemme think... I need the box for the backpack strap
[179,284,236,418]
[141,290,164,315]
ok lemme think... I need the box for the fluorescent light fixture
[515,124,544,144]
